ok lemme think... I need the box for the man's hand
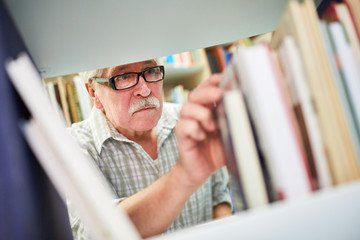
[175,74,226,187]
[118,74,227,238]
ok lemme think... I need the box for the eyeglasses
[91,65,165,90]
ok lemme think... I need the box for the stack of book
[219,0,360,212]
[44,75,93,126]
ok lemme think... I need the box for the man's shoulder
[68,119,93,144]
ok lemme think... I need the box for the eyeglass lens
[113,66,164,90]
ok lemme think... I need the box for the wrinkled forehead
[101,59,157,78]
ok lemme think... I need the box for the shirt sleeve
[211,166,233,209]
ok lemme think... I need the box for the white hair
[78,58,160,84]
[78,68,103,84]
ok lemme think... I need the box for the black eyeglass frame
[91,65,165,91]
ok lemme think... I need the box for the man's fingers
[187,85,223,106]
[197,73,222,88]
[180,103,216,132]
[176,119,206,141]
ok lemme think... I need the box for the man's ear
[85,82,103,109]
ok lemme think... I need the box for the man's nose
[134,76,151,97]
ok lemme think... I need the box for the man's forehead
[103,60,157,77]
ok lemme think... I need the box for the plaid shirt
[68,102,231,237]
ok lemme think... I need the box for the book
[278,36,332,189]
[45,80,64,121]
[251,32,274,45]
[161,51,194,68]
[345,0,360,36]
[271,0,360,184]
[207,46,227,72]
[171,84,187,104]
[65,80,82,123]
[6,52,140,240]
[217,59,269,209]
[304,0,360,181]
[73,75,93,120]
[327,21,360,161]
[233,43,313,200]
[191,48,212,82]
[223,89,269,208]
[321,2,360,69]
[206,52,221,74]
[56,77,72,126]
[216,94,248,211]
[271,47,319,190]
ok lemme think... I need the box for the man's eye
[147,68,159,74]
[116,74,128,81]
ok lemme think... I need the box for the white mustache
[128,97,160,116]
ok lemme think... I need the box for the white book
[6,52,140,240]
[172,85,185,104]
[45,81,64,121]
[223,89,268,208]
[329,22,360,141]
[319,20,360,166]
[234,44,312,200]
[278,36,332,189]
[335,3,360,70]
[73,75,93,120]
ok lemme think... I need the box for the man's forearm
[213,202,232,219]
[117,163,202,238]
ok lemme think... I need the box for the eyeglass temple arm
[91,77,112,86]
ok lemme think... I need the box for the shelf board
[163,65,205,91]
[4,0,294,78]
[165,65,203,80]
[151,181,360,240]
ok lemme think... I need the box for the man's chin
[132,122,158,132]
[131,112,161,130]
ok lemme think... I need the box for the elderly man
[69,59,232,238]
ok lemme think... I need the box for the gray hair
[78,59,160,84]
[78,68,104,84]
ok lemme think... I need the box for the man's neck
[118,127,158,160]
[121,127,156,143]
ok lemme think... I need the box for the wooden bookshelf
[4,0,360,239]
[162,65,205,102]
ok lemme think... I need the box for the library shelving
[2,0,360,239]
